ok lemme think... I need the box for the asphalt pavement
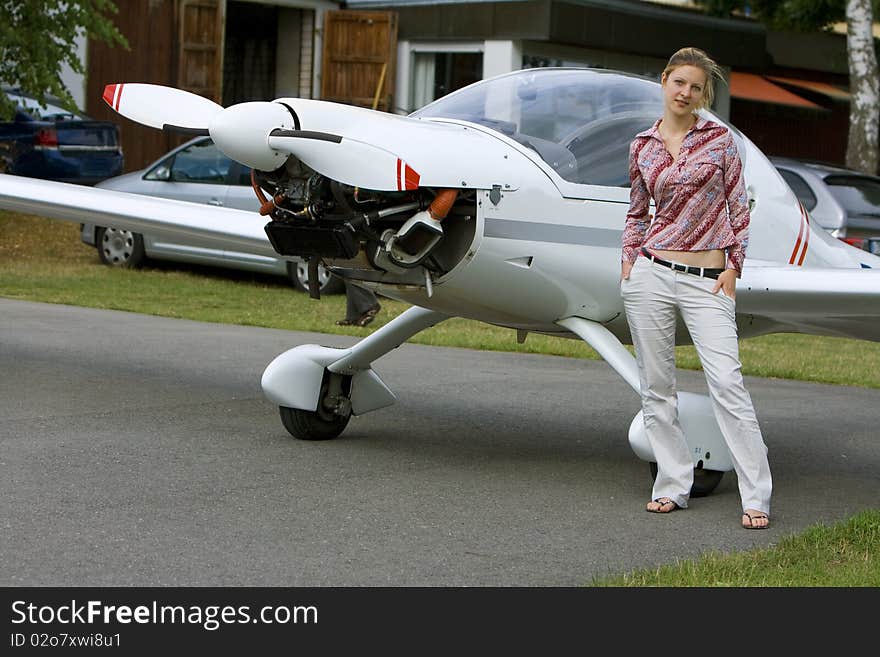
[1,299,878,586]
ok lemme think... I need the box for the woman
[620,47,772,529]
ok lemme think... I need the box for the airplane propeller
[102,83,222,133]
[103,83,297,171]
[267,129,420,191]
[102,83,419,189]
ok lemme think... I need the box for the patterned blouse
[622,116,750,275]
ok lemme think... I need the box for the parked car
[0,87,123,184]
[771,156,880,254]
[80,136,343,294]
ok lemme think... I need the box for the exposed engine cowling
[254,158,478,296]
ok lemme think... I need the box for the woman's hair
[661,47,724,110]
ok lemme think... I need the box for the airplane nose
[209,101,295,171]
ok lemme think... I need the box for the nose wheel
[279,374,352,440]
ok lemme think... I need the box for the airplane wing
[0,174,276,258]
[738,262,880,341]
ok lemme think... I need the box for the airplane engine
[254,159,478,296]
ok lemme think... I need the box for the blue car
[0,88,123,185]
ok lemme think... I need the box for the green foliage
[695,0,861,31]
[0,0,128,119]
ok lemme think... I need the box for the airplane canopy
[412,68,665,187]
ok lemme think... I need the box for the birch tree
[846,0,879,174]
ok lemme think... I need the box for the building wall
[59,36,88,112]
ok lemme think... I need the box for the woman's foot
[742,509,770,529]
[646,497,679,513]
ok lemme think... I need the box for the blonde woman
[620,47,771,529]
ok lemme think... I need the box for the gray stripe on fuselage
[484,217,622,247]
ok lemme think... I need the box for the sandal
[646,497,679,513]
[742,510,770,530]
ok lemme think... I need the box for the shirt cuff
[622,246,640,264]
[726,250,744,277]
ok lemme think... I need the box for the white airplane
[2,68,879,496]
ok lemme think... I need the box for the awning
[766,75,851,102]
[729,72,825,109]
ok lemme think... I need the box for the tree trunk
[845,0,879,175]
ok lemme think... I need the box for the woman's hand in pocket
[712,269,737,300]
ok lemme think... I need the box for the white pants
[621,256,772,514]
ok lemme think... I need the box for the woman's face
[661,64,707,117]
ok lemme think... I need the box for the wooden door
[177,0,224,103]
[321,11,397,111]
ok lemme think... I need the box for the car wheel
[96,226,146,268]
[288,260,344,295]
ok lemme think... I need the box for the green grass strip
[595,509,880,586]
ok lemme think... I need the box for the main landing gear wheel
[649,462,724,498]
[279,374,352,440]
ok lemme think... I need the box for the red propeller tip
[102,84,122,111]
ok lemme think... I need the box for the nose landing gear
[279,373,352,441]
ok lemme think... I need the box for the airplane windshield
[412,68,664,187]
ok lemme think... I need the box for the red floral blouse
[622,117,751,275]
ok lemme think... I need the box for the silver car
[771,156,880,254]
[80,136,343,294]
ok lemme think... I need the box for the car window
[168,140,231,184]
[824,176,880,218]
[776,168,818,211]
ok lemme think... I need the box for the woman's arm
[723,131,750,277]
[622,139,650,274]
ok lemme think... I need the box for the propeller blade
[267,129,420,191]
[102,83,222,133]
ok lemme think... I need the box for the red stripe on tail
[797,203,810,265]
[789,207,805,265]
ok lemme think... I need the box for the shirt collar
[636,115,716,141]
